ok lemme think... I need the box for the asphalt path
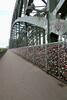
[0,50,67,100]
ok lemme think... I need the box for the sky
[0,0,16,48]
[34,0,45,6]
[0,0,45,48]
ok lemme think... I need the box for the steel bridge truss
[9,0,67,48]
[9,0,47,48]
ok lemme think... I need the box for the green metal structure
[9,0,67,48]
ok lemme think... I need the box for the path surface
[0,50,67,100]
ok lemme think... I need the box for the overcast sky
[0,0,16,48]
[0,0,45,48]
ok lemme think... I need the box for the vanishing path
[0,50,67,100]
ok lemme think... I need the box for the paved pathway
[0,50,67,100]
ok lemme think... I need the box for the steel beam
[12,16,47,29]
[53,0,65,15]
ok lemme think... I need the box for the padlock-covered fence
[11,42,67,82]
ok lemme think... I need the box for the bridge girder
[12,16,47,30]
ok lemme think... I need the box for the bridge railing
[11,41,67,83]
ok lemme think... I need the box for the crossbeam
[12,16,47,29]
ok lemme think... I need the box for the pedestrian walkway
[0,50,67,100]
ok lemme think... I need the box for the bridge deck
[0,50,67,100]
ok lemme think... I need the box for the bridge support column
[39,32,41,45]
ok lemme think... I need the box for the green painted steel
[9,0,67,48]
